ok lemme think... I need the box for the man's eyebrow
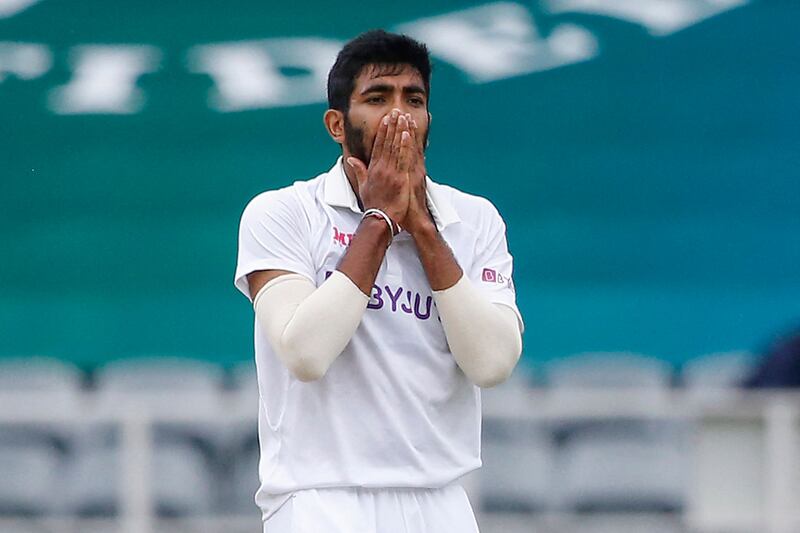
[359,83,427,96]
[404,85,426,95]
[360,83,393,95]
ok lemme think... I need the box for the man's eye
[367,96,385,104]
[409,97,425,106]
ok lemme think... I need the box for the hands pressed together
[346,109,433,237]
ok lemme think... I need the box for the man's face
[343,63,430,165]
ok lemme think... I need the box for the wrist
[408,219,438,240]
[363,207,400,237]
[358,214,393,249]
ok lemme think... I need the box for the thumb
[346,157,368,187]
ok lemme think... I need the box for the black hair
[327,29,431,112]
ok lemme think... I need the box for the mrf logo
[333,227,354,247]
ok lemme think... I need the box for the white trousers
[262,484,480,533]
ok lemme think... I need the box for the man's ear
[324,109,345,144]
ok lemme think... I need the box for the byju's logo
[482,268,505,283]
[483,268,514,291]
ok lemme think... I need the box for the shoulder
[430,181,506,230]
[240,174,325,222]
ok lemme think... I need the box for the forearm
[432,274,523,388]
[337,215,393,294]
[254,272,368,381]
[410,223,463,290]
[254,216,391,381]
[411,224,521,387]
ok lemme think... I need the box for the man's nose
[390,99,412,114]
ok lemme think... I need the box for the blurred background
[1,0,799,532]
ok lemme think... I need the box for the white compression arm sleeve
[432,274,523,388]
[253,271,370,382]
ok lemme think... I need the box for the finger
[406,116,426,183]
[392,114,408,164]
[407,115,421,169]
[381,109,400,163]
[397,130,412,172]
[410,115,425,154]
[346,157,369,189]
[370,113,390,164]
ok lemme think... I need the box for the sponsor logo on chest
[333,226,354,247]
[325,270,435,322]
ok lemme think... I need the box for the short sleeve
[467,202,524,333]
[233,189,316,301]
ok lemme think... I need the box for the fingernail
[383,116,389,125]
[346,157,354,167]
[391,109,399,119]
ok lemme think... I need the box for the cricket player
[235,29,523,533]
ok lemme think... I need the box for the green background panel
[1,1,798,369]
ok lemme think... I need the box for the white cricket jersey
[234,158,522,520]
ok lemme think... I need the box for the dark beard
[343,113,430,166]
[344,115,369,164]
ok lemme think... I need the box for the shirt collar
[323,156,461,231]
